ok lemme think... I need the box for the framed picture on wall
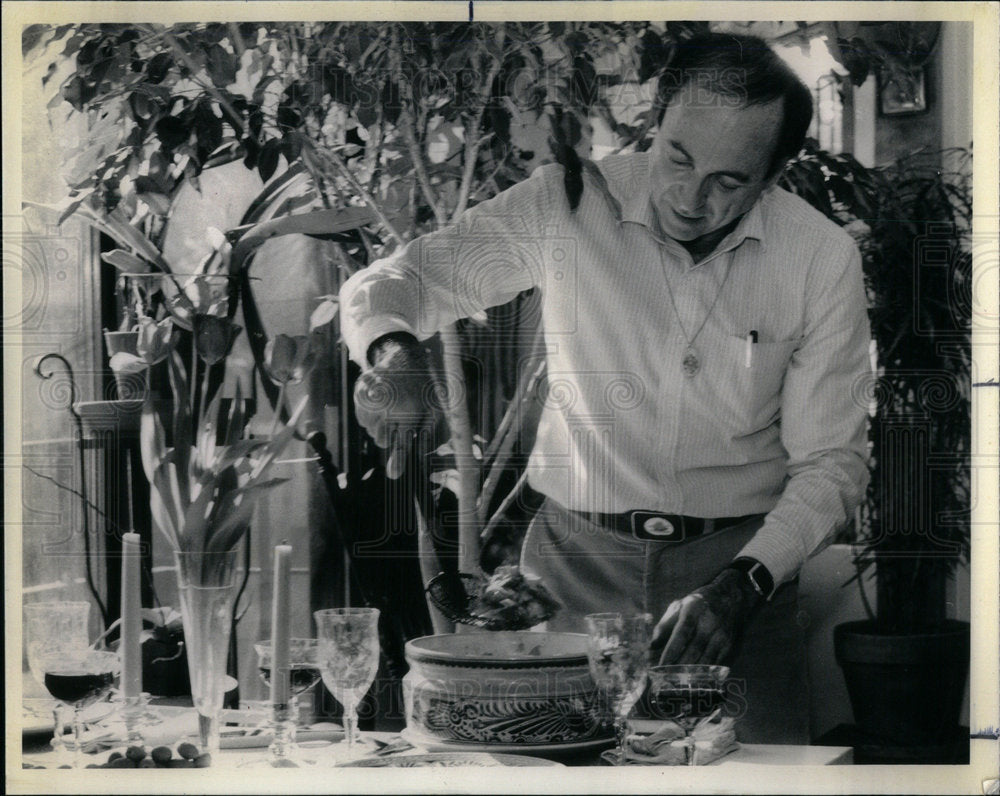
[878,65,929,115]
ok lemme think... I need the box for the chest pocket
[717,334,800,435]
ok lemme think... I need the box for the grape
[177,742,199,760]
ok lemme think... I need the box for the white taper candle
[270,545,293,708]
[121,532,143,699]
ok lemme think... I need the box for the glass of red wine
[24,601,91,755]
[38,650,120,767]
[253,638,321,766]
[647,664,730,731]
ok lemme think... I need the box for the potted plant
[778,141,972,762]
[831,148,972,763]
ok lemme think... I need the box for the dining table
[19,698,853,770]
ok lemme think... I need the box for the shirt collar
[619,152,769,255]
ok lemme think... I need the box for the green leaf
[100,248,149,273]
[310,299,339,330]
[205,42,237,87]
[203,495,255,553]
[140,398,166,484]
[181,478,220,538]
[258,139,281,182]
[146,52,173,83]
[138,191,172,216]
[246,395,309,482]
[150,474,180,550]
[221,382,247,447]
[215,440,269,474]
[167,345,192,504]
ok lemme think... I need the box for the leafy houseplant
[837,149,971,762]
[779,143,972,760]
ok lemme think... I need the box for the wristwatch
[727,557,776,602]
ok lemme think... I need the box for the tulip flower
[135,315,174,365]
[264,333,317,385]
[193,314,242,366]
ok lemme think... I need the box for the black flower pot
[833,619,969,762]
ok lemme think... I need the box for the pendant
[682,347,700,377]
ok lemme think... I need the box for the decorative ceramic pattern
[410,690,610,744]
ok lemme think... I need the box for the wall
[874,57,943,165]
[18,38,105,651]
[872,22,972,165]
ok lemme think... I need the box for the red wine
[655,687,724,719]
[44,671,114,706]
[258,665,322,694]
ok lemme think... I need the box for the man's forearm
[736,448,869,587]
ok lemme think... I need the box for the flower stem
[269,383,286,438]
[190,333,198,422]
[199,358,211,435]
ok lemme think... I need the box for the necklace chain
[661,261,734,377]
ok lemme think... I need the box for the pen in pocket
[745,330,758,368]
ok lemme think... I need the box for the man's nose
[674,175,707,215]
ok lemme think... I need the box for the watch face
[746,567,767,598]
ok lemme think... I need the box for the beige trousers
[520,498,811,744]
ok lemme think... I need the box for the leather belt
[570,510,764,543]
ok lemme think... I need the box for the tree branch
[477,337,546,522]
[390,28,446,228]
[452,25,506,222]
[438,324,480,574]
[303,141,406,248]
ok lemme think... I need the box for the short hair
[655,32,814,177]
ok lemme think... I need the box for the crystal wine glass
[314,608,380,762]
[648,663,730,731]
[254,638,322,765]
[24,601,92,755]
[38,650,120,768]
[585,612,652,765]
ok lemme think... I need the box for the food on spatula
[468,565,560,629]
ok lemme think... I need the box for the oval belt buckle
[643,516,676,538]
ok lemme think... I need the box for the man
[340,32,871,743]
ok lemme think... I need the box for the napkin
[606,715,740,766]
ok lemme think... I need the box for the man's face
[648,92,784,243]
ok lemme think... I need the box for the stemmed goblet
[585,612,652,766]
[38,650,120,768]
[314,608,380,762]
[24,601,92,756]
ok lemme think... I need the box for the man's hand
[353,336,434,478]
[650,568,761,665]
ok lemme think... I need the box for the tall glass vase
[174,550,241,759]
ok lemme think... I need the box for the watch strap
[728,557,776,601]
